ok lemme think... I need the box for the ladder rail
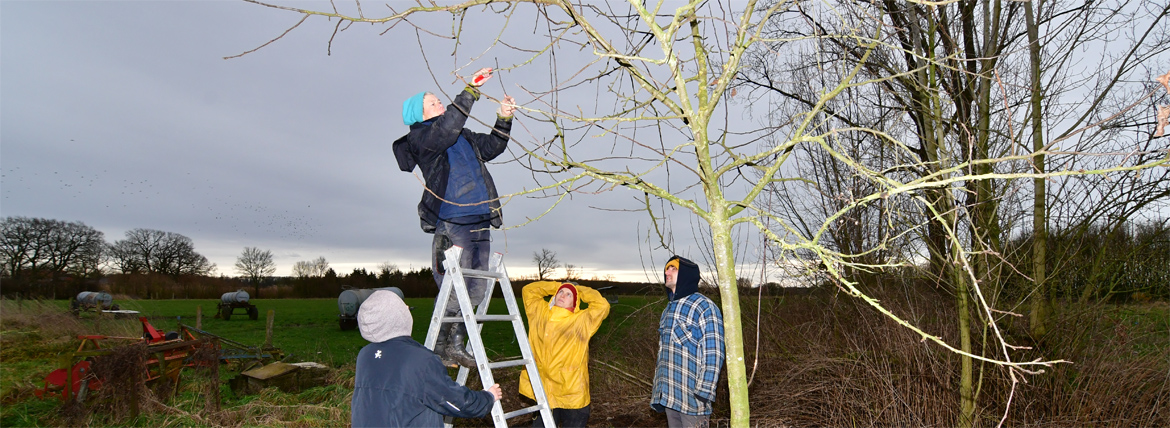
[496,260,557,427]
[423,269,456,350]
[435,247,555,428]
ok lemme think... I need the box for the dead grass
[583,283,1167,427]
[4,292,1166,427]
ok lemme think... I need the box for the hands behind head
[497,95,517,118]
[470,68,492,87]
[485,383,503,402]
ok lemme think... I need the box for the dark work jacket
[351,336,495,428]
[392,88,512,233]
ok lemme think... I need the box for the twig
[224,14,309,60]
[594,359,653,389]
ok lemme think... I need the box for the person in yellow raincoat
[519,281,610,427]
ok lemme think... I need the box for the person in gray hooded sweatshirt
[650,256,725,428]
[351,290,502,427]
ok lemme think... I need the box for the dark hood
[666,255,701,301]
[391,133,415,172]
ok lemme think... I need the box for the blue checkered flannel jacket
[650,293,725,415]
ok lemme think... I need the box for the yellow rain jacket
[518,281,610,409]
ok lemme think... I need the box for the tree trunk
[1025,0,1051,337]
[697,121,750,426]
[710,215,748,426]
[954,249,976,428]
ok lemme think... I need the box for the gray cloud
[1,1,709,282]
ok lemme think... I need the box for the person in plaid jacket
[650,255,725,428]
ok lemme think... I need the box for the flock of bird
[2,163,321,242]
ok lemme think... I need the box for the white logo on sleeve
[375,350,382,359]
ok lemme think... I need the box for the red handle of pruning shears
[473,74,487,84]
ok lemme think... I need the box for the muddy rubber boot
[444,323,478,368]
[432,323,457,368]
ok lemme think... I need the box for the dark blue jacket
[392,88,511,233]
[352,336,495,427]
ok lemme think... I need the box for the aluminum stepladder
[424,246,556,428]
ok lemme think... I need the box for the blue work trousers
[431,218,492,316]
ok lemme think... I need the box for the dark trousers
[431,218,491,316]
[665,408,710,428]
[531,405,590,428]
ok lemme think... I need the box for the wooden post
[196,306,202,329]
[265,310,275,348]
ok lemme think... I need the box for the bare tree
[0,216,105,297]
[531,248,559,280]
[292,256,330,278]
[737,0,1168,423]
[237,1,1167,425]
[235,246,276,297]
[376,261,400,278]
[562,263,581,282]
[108,228,215,278]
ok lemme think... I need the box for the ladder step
[486,358,532,370]
[502,404,546,420]
[476,314,521,322]
[441,315,519,323]
[462,268,506,280]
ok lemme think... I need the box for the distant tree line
[1002,220,1170,303]
[0,217,437,300]
[2,217,106,299]
[1,216,670,301]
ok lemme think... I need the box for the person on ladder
[519,281,611,427]
[392,66,517,367]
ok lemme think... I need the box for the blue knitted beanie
[402,91,427,125]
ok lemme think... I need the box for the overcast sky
[1,0,746,283]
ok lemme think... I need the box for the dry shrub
[86,342,148,423]
[1,298,88,340]
[575,278,1165,427]
[1,297,144,409]
[0,298,140,340]
[188,337,222,413]
[588,298,669,427]
[736,282,958,427]
[1004,302,1170,427]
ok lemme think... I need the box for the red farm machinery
[35,316,282,407]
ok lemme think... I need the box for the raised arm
[429,67,492,140]
[574,285,611,335]
[522,281,562,317]
[421,356,496,418]
[413,88,478,154]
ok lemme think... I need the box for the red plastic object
[473,74,487,84]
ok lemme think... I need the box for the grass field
[5,295,652,367]
[3,290,1164,427]
[0,293,659,427]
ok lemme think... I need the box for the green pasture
[27,294,656,368]
[2,294,1167,427]
[1,294,657,426]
